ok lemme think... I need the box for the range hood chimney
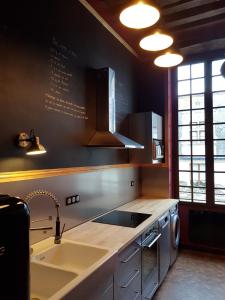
[87,68,144,149]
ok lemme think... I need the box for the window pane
[212,59,225,76]
[213,124,225,139]
[179,192,192,200]
[213,91,225,107]
[214,173,225,188]
[214,141,225,155]
[191,63,204,78]
[193,172,206,187]
[178,96,190,110]
[192,141,205,155]
[214,157,225,171]
[192,94,204,109]
[193,187,206,194]
[193,193,206,203]
[179,126,190,140]
[192,156,205,171]
[179,141,191,155]
[192,125,205,140]
[213,108,225,123]
[215,189,225,195]
[212,76,225,92]
[191,78,205,94]
[178,65,190,80]
[179,186,191,193]
[179,171,191,186]
[178,80,190,95]
[179,156,191,170]
[178,111,190,125]
[192,109,205,124]
[215,194,225,205]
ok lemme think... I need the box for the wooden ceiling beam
[162,0,220,15]
[155,0,189,8]
[166,7,225,28]
[180,38,225,55]
[172,15,225,35]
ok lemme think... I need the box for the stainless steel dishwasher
[158,212,170,285]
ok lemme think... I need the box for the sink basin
[30,262,77,300]
[34,241,109,273]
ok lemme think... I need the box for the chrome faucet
[25,190,64,244]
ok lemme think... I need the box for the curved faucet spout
[24,190,63,244]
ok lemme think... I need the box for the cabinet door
[64,255,116,300]
[152,112,163,140]
[100,281,114,300]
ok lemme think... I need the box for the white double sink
[30,238,114,300]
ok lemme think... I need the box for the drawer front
[116,241,141,285]
[115,273,141,300]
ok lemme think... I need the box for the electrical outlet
[75,195,80,203]
[66,195,80,206]
[65,197,72,206]
[130,180,135,187]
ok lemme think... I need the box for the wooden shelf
[139,163,169,168]
[0,163,139,183]
[0,162,169,183]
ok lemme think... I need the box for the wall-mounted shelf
[0,163,168,183]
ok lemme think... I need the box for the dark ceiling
[85,0,225,62]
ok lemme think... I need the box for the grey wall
[0,0,139,172]
[0,167,140,244]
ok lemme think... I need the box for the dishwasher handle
[161,219,169,230]
[143,233,161,249]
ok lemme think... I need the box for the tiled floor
[153,249,225,300]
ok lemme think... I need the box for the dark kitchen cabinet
[114,237,142,300]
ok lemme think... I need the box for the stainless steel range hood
[87,67,144,149]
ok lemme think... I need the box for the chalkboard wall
[0,0,142,172]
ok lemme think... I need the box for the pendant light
[140,32,173,51]
[119,1,160,29]
[154,51,183,68]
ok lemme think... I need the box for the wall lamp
[17,129,47,155]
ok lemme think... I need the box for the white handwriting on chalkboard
[44,37,88,120]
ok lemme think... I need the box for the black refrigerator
[0,194,30,300]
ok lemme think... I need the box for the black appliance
[141,222,161,300]
[92,210,151,228]
[0,194,30,300]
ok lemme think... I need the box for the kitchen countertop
[64,198,178,252]
[31,198,178,299]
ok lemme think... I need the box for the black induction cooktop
[92,210,151,228]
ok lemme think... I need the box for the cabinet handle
[120,269,140,288]
[134,291,140,300]
[144,233,161,249]
[121,247,140,263]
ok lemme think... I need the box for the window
[212,59,225,205]
[175,59,225,206]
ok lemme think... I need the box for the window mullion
[205,60,214,207]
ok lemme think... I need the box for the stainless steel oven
[141,222,161,300]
